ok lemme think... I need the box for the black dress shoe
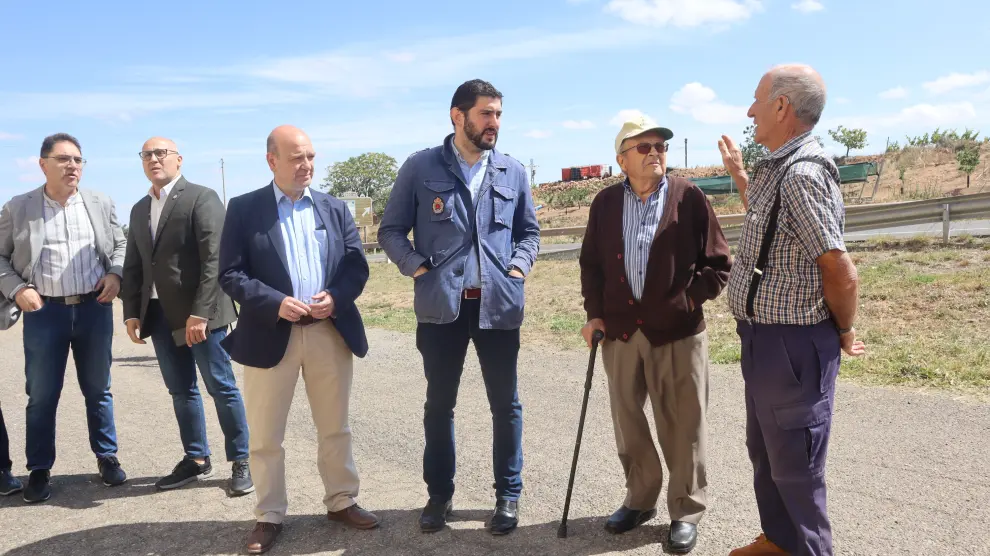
[605,505,657,534]
[419,499,452,533]
[489,500,518,535]
[668,521,698,553]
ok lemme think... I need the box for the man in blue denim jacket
[379,79,540,536]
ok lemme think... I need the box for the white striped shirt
[622,177,667,300]
[33,191,105,297]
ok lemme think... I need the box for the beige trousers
[601,329,709,524]
[242,320,359,524]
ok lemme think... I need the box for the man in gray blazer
[0,133,128,503]
[121,137,252,496]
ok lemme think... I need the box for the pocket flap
[493,184,516,199]
[424,179,456,192]
[772,398,830,430]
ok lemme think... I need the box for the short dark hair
[450,79,503,115]
[40,133,82,158]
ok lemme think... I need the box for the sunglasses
[621,142,669,156]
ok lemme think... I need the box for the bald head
[141,136,182,190]
[266,125,316,197]
[765,64,827,127]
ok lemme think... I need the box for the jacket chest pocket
[492,184,516,228]
[424,180,456,222]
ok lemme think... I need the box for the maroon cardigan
[579,176,732,346]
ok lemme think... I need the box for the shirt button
[622,334,629,340]
[628,300,634,305]
[620,277,625,283]
[617,254,622,260]
[636,319,643,325]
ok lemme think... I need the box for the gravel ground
[0,305,987,555]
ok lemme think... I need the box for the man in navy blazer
[218,125,378,555]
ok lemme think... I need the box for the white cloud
[669,82,748,124]
[833,97,851,104]
[791,0,823,12]
[562,120,596,129]
[15,156,39,169]
[827,102,979,131]
[610,109,645,126]
[0,132,22,140]
[384,51,416,63]
[525,129,553,139]
[604,0,762,28]
[18,173,39,183]
[923,71,990,95]
[878,86,909,100]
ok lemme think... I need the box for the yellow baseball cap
[614,113,674,154]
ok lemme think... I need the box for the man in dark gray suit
[121,137,252,496]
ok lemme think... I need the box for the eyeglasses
[44,155,87,167]
[139,149,177,161]
[621,142,669,156]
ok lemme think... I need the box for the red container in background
[562,168,572,181]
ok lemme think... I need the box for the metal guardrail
[363,192,990,251]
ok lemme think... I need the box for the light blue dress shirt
[622,177,667,301]
[273,183,328,302]
[452,146,490,290]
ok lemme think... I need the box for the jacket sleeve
[579,191,606,321]
[121,211,143,322]
[0,201,27,300]
[106,197,127,278]
[378,157,427,276]
[218,196,285,324]
[686,187,732,307]
[189,189,227,320]
[509,171,541,276]
[326,202,369,314]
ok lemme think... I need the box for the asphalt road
[0,306,987,555]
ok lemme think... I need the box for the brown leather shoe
[729,533,788,555]
[327,503,381,530]
[246,522,282,555]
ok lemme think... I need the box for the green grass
[358,241,990,395]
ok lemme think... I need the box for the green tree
[740,124,769,172]
[321,152,398,217]
[957,143,981,188]
[828,125,868,158]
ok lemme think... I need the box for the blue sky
[2,0,989,214]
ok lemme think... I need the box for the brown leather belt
[463,288,481,300]
[294,315,319,326]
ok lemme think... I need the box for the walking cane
[558,329,605,539]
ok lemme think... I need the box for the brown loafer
[328,503,381,530]
[246,522,282,555]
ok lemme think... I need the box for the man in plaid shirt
[718,65,865,556]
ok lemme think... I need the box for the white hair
[769,66,826,127]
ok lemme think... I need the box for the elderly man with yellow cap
[578,113,732,553]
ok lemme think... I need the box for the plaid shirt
[727,132,846,325]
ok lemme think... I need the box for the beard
[464,118,498,150]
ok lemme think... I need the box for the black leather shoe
[668,521,698,553]
[23,470,51,503]
[605,505,657,534]
[419,499,452,533]
[489,500,518,535]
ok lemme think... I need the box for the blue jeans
[737,319,841,556]
[416,298,523,502]
[146,301,249,462]
[1,404,11,470]
[22,297,118,471]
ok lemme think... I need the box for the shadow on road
[1,509,676,555]
[0,474,231,510]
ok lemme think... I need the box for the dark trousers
[22,298,117,471]
[1,404,11,470]
[737,319,841,556]
[417,298,523,502]
[145,300,249,462]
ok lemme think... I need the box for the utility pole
[220,158,227,206]
[684,137,688,168]
[525,158,538,187]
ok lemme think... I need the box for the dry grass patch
[360,244,990,394]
